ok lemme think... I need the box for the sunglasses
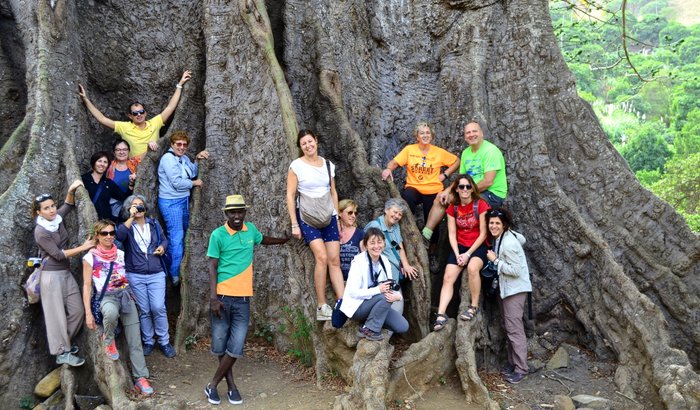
[34,193,53,203]
[98,230,116,237]
[130,109,146,116]
[488,210,505,217]
[345,210,357,215]
[457,184,472,190]
[174,142,189,147]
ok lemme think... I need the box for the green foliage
[185,333,200,351]
[281,305,314,367]
[645,153,700,231]
[19,397,34,410]
[676,109,700,155]
[254,322,276,344]
[620,122,672,172]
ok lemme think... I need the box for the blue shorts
[297,209,340,244]
[210,295,250,358]
[446,243,488,266]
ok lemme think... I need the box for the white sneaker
[316,303,333,321]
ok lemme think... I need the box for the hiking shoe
[143,343,154,356]
[134,377,154,395]
[56,352,85,367]
[357,326,384,341]
[228,389,243,405]
[159,343,176,358]
[505,372,527,384]
[69,345,79,354]
[103,338,119,361]
[316,304,332,321]
[205,383,221,405]
[500,364,515,376]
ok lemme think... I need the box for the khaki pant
[499,292,529,374]
[101,292,149,378]
[40,270,84,355]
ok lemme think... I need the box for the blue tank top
[112,168,132,192]
[339,228,364,281]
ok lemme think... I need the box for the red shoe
[103,338,119,361]
[134,377,154,395]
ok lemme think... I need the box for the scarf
[36,214,63,233]
[106,159,138,180]
[92,244,117,261]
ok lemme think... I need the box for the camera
[135,204,146,213]
[383,279,401,292]
[27,257,42,268]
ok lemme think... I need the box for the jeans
[126,271,169,346]
[351,293,408,334]
[101,291,148,378]
[210,296,250,358]
[481,190,505,209]
[158,197,189,279]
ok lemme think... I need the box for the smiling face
[96,225,116,248]
[456,177,473,202]
[36,199,57,221]
[225,208,247,230]
[464,122,484,147]
[113,142,130,162]
[365,234,385,260]
[128,103,147,125]
[92,156,109,174]
[298,134,318,157]
[489,216,504,238]
[339,205,357,227]
[384,206,403,227]
[415,125,433,146]
[171,138,189,157]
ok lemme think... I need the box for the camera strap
[366,252,387,287]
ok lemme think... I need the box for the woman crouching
[340,227,409,341]
[82,219,154,395]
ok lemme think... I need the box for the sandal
[433,313,448,331]
[459,305,479,321]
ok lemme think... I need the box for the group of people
[30,69,530,404]
[287,122,531,384]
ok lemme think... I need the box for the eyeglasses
[98,230,116,237]
[34,193,53,203]
[487,210,505,217]
[457,184,472,190]
[130,109,146,116]
[174,142,188,147]
[114,148,129,153]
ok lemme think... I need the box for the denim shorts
[210,295,250,358]
[297,209,340,244]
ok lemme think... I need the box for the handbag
[90,261,114,325]
[23,258,45,304]
[298,159,335,229]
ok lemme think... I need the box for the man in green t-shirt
[204,195,287,405]
[422,121,508,241]
[77,70,192,160]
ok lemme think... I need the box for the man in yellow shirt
[77,70,192,160]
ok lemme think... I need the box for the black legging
[402,187,438,244]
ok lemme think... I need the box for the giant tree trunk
[0,0,698,408]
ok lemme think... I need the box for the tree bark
[0,0,698,408]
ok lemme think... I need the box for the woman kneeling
[340,227,409,341]
[82,220,154,395]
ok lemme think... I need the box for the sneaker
[204,383,221,405]
[103,338,119,361]
[228,389,243,405]
[500,364,515,376]
[134,377,154,395]
[143,343,154,356]
[159,343,176,358]
[69,345,79,355]
[316,304,332,321]
[356,326,384,341]
[56,352,85,367]
[505,371,527,384]
[172,276,180,286]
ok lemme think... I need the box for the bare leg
[308,239,329,306]
[425,192,454,231]
[467,257,484,307]
[210,355,237,391]
[437,264,463,314]
[325,241,345,299]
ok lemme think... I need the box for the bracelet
[176,84,183,89]
[442,172,449,178]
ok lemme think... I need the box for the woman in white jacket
[486,208,532,384]
[340,227,409,341]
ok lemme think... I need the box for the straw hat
[222,194,250,210]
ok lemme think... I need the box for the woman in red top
[433,174,490,331]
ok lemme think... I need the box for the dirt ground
[141,337,644,409]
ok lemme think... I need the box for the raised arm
[77,84,116,129]
[159,70,192,123]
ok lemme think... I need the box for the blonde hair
[92,219,116,237]
[412,121,435,139]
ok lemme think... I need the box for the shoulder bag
[23,257,46,304]
[298,159,335,229]
[90,260,114,325]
